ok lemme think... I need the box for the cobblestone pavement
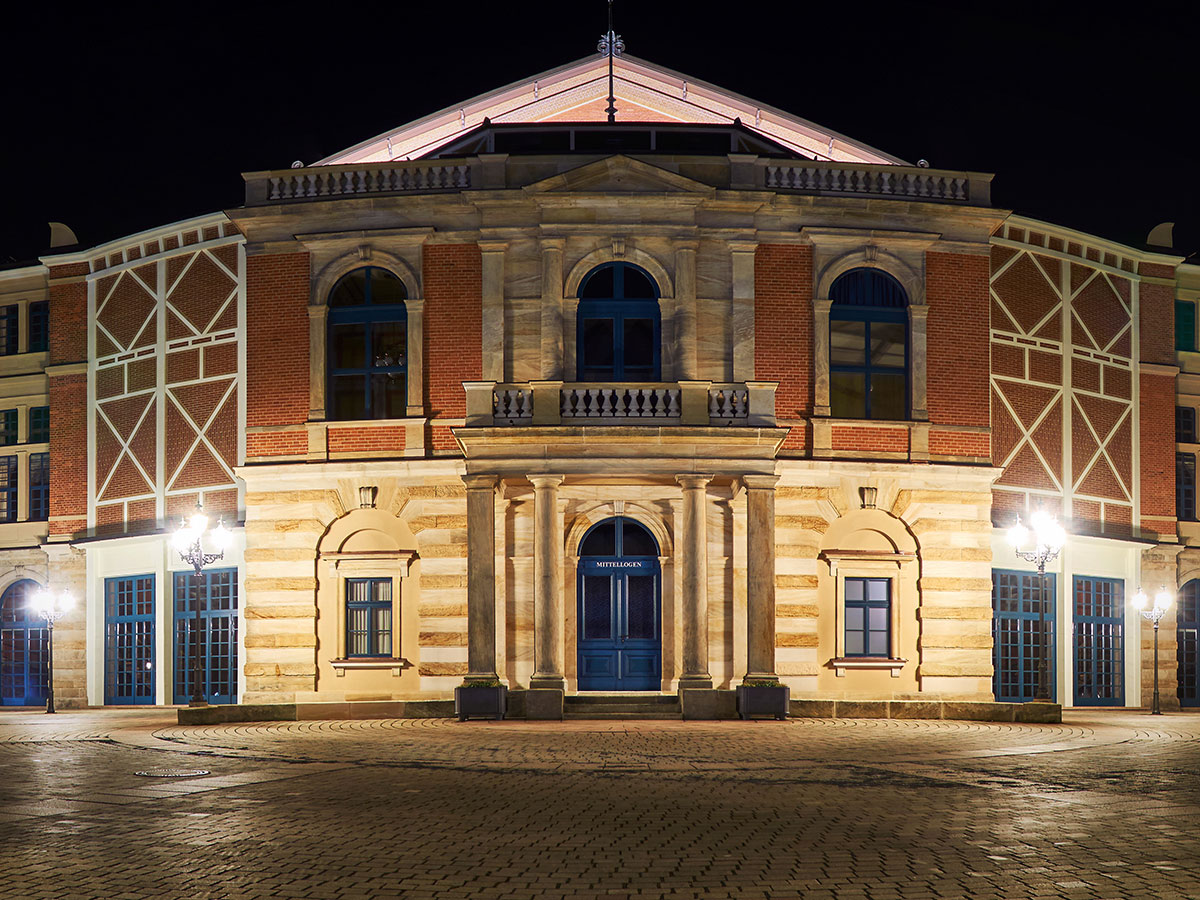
[1,710,1198,899]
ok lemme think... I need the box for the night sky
[2,3,1194,266]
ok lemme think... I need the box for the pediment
[523,155,716,197]
[318,54,904,168]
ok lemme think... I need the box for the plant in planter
[454,677,507,721]
[736,678,790,721]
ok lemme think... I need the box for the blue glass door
[1179,580,1200,707]
[992,570,1057,702]
[1072,576,1124,706]
[0,580,48,706]
[577,560,661,691]
[173,568,238,704]
[104,575,156,705]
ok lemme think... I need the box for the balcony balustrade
[464,381,777,428]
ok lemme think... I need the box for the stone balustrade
[758,160,986,205]
[244,160,476,205]
[465,381,776,428]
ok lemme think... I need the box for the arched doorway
[577,517,661,691]
[1,580,49,706]
[576,262,661,382]
[1179,579,1200,707]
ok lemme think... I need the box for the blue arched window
[577,262,661,381]
[1,579,49,706]
[327,267,408,420]
[829,268,909,420]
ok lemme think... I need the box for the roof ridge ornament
[597,0,625,123]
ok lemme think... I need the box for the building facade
[1,53,1194,711]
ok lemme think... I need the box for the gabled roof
[318,54,906,167]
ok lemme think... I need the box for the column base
[463,673,501,686]
[742,673,779,685]
[677,674,714,691]
[530,674,566,691]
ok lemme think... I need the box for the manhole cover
[134,768,211,778]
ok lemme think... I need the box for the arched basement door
[577,517,662,691]
[1,580,49,706]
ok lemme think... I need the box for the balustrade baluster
[709,390,721,418]
[666,389,681,418]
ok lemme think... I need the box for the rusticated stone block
[789,699,835,717]
[680,688,737,720]
[525,688,564,720]
[1012,701,1062,723]
[942,701,1015,721]
[889,701,943,719]
[835,700,889,718]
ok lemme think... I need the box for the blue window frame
[992,569,1057,702]
[345,578,393,657]
[104,575,155,705]
[0,410,15,446]
[1178,452,1196,521]
[0,456,16,523]
[1072,576,1124,707]
[28,452,48,522]
[576,262,661,382]
[1178,579,1200,708]
[0,306,16,356]
[173,568,238,704]
[844,577,890,656]
[829,268,909,420]
[28,301,49,353]
[327,267,408,421]
[1,580,48,706]
[1177,299,1197,352]
[29,406,49,444]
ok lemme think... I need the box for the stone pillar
[480,242,507,383]
[744,474,780,681]
[539,238,565,380]
[43,544,87,708]
[677,474,714,689]
[674,241,699,381]
[813,298,832,417]
[909,304,929,420]
[730,241,757,383]
[463,474,500,682]
[530,474,565,690]
[405,297,425,416]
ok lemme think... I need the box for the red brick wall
[423,244,481,451]
[328,426,406,455]
[48,263,88,365]
[753,244,812,451]
[245,251,310,438]
[929,431,990,457]
[49,374,87,534]
[1140,371,1176,527]
[831,425,907,453]
[927,251,990,432]
[1139,262,1175,366]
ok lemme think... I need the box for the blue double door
[577,558,662,691]
[1,581,48,706]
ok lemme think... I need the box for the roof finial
[597,0,625,123]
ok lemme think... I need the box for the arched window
[576,262,661,382]
[327,267,408,421]
[1,580,49,706]
[829,268,909,420]
[1179,579,1200,707]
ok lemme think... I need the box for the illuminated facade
[1,53,1194,712]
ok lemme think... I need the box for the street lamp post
[1007,511,1066,702]
[172,505,231,707]
[30,588,74,714]
[1133,588,1173,715]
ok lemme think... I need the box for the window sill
[831,657,908,677]
[330,658,411,676]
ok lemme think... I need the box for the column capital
[741,474,781,491]
[528,474,565,490]
[673,239,700,253]
[728,240,759,255]
[539,236,567,252]
[676,474,715,490]
[462,474,500,492]
[478,240,509,254]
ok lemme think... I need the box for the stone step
[563,703,680,714]
[563,710,684,720]
[565,694,679,706]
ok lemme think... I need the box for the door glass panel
[829,320,865,365]
[621,268,657,299]
[331,324,365,368]
[870,373,907,419]
[370,374,407,418]
[581,522,616,556]
[620,520,657,557]
[370,321,407,368]
[582,319,615,368]
[869,322,906,367]
[331,376,366,420]
[623,318,655,372]
[581,266,615,299]
[626,576,656,640]
[583,576,612,640]
[830,373,866,418]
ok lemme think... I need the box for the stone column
[674,241,699,381]
[730,241,758,383]
[813,298,832,417]
[743,474,780,681]
[909,304,929,420]
[480,242,507,383]
[405,297,425,416]
[539,238,566,380]
[43,544,87,708]
[463,474,500,682]
[677,474,714,689]
[530,474,565,690]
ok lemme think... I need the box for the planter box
[736,684,790,720]
[454,685,507,721]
